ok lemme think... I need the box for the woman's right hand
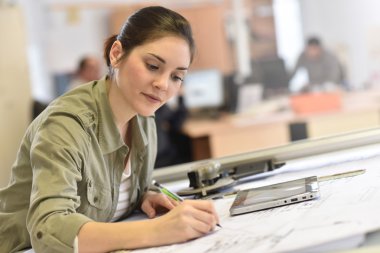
[151,199,220,244]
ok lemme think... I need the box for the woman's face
[110,36,191,117]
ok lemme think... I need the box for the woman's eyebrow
[148,53,188,71]
[148,53,165,63]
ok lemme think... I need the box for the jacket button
[36,231,43,239]
[93,196,98,203]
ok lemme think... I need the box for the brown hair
[104,6,195,76]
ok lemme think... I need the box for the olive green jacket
[0,77,157,252]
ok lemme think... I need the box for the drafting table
[124,142,380,253]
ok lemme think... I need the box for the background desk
[183,91,380,160]
[183,112,291,160]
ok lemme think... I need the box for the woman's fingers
[158,194,177,209]
[141,191,177,218]
[168,196,180,207]
[166,200,218,235]
[182,200,220,225]
[141,199,156,218]
[152,200,221,244]
[182,217,213,237]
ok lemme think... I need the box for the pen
[152,180,222,228]
[153,180,183,202]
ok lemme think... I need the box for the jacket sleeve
[27,112,93,253]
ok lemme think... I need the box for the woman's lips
[143,93,162,103]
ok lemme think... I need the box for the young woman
[0,6,219,253]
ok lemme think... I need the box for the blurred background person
[290,36,346,92]
[68,55,102,90]
[32,56,102,119]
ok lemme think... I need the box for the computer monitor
[183,69,224,110]
[251,57,290,98]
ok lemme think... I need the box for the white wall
[299,0,380,89]
[17,0,109,101]
[0,6,31,188]
[46,8,109,73]
[18,0,53,103]
[273,0,304,70]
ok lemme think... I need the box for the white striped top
[111,158,132,222]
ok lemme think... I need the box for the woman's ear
[109,40,123,68]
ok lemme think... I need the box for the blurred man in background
[291,36,346,92]
[68,55,101,90]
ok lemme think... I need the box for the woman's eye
[172,75,184,83]
[147,64,158,71]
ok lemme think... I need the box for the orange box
[290,92,342,115]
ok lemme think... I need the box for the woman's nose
[153,74,170,91]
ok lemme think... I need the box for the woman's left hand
[141,191,179,218]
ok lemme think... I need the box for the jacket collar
[95,76,148,156]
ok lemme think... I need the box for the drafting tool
[177,160,284,197]
[318,169,365,182]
